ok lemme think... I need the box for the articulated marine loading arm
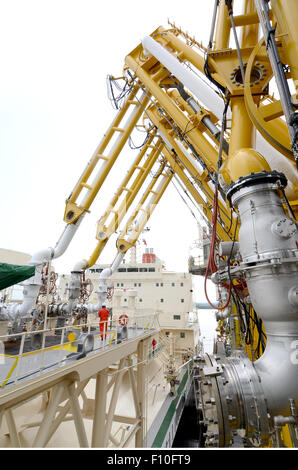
[4,50,235,323]
[2,0,298,448]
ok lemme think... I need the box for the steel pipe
[141,35,231,121]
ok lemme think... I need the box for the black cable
[125,71,233,238]
[253,310,264,357]
[171,177,201,223]
[226,215,259,349]
[126,70,218,186]
[226,207,234,234]
[224,203,266,356]
[203,54,226,96]
[281,187,297,221]
[106,75,133,110]
[128,129,151,150]
[231,291,246,334]
[217,97,230,170]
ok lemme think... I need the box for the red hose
[204,186,232,311]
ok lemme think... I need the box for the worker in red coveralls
[152,338,157,355]
[98,305,110,340]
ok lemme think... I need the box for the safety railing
[147,343,166,362]
[0,313,157,389]
[188,255,208,276]
[188,255,206,269]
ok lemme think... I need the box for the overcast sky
[0,0,228,310]
[0,1,212,266]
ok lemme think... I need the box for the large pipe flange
[197,352,270,447]
[222,352,270,446]
[197,353,233,447]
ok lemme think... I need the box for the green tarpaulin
[0,263,35,291]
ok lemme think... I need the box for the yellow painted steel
[271,0,298,98]
[67,332,76,342]
[240,0,259,48]
[281,424,295,448]
[116,162,173,253]
[162,30,225,89]
[1,357,19,388]
[227,1,257,157]
[220,147,271,184]
[63,84,149,224]
[229,97,256,156]
[214,0,231,50]
[168,88,221,148]
[87,134,163,267]
[146,105,236,242]
[244,38,294,159]
[124,54,221,172]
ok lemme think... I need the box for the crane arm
[116,161,173,254]
[145,105,235,242]
[86,131,164,267]
[63,83,150,224]
[6,0,298,449]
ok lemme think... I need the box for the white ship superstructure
[58,246,200,355]
[0,246,201,448]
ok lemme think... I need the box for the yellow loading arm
[63,83,150,225]
[116,160,173,253]
[67,67,236,268]
[60,1,297,368]
[58,0,298,295]
[54,0,298,447]
[87,131,165,267]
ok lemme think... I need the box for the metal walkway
[0,314,158,448]
[0,314,156,393]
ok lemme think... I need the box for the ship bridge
[0,314,159,447]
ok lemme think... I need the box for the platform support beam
[0,332,156,448]
[45,378,90,446]
[6,409,21,447]
[91,368,108,447]
[104,358,126,446]
[135,339,146,447]
[33,382,65,447]
[68,381,89,447]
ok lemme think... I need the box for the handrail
[0,313,157,389]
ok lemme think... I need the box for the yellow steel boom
[16,0,298,448]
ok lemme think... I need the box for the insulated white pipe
[3,218,85,320]
[73,258,89,272]
[5,281,42,319]
[87,251,125,314]
[29,217,84,266]
[142,36,231,120]
[256,132,298,199]
[61,271,83,315]
[142,34,298,194]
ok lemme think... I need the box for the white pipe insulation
[3,218,85,320]
[30,217,84,266]
[256,132,298,199]
[141,35,231,120]
[142,36,298,198]
[87,252,125,314]
[58,251,125,317]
